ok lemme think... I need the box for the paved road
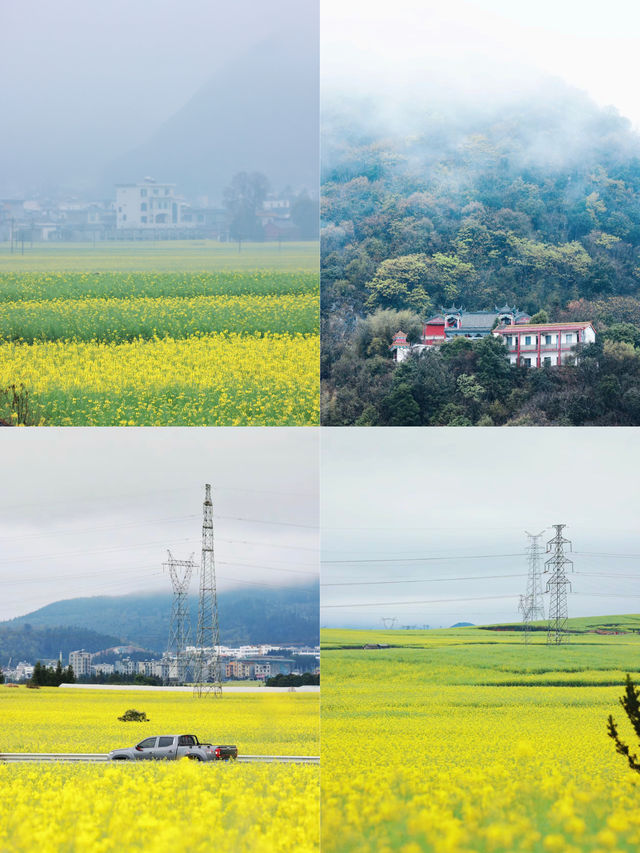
[0,752,319,764]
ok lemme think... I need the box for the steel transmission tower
[544,524,574,644]
[519,531,546,642]
[164,551,195,684]
[194,484,222,697]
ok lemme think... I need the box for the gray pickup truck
[108,734,238,762]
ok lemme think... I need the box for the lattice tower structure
[164,551,195,684]
[518,594,531,644]
[518,530,547,643]
[194,484,222,696]
[544,524,574,644]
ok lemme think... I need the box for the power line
[0,514,200,542]
[321,594,519,608]
[322,552,526,564]
[321,573,526,587]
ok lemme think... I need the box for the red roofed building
[423,305,531,345]
[391,305,531,362]
[492,321,596,367]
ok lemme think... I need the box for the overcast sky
[322,0,640,129]
[0,0,312,193]
[321,428,640,629]
[0,428,318,621]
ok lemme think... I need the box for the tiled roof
[493,322,594,333]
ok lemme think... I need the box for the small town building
[115,178,184,229]
[69,650,92,677]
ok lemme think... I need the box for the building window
[141,216,147,223]
[543,356,552,366]
[523,357,532,367]
[141,203,147,211]
[525,336,531,346]
[122,214,126,221]
[565,333,573,343]
[140,189,147,197]
[545,335,552,345]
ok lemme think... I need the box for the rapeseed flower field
[0,687,319,852]
[321,625,640,853]
[0,258,319,425]
[1,761,317,853]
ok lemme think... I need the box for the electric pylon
[525,531,546,622]
[518,594,531,644]
[164,551,195,684]
[544,524,573,644]
[519,530,546,642]
[194,484,222,697]
[381,617,397,629]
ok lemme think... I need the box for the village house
[491,321,596,367]
[391,305,595,367]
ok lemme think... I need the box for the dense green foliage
[0,624,121,665]
[30,660,75,686]
[265,673,319,687]
[607,674,640,774]
[321,85,640,424]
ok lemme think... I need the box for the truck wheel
[113,756,130,761]
[187,755,202,761]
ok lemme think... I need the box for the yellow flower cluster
[0,762,318,853]
[0,686,319,754]
[0,266,319,425]
[0,687,319,852]
[0,333,319,425]
[321,628,640,852]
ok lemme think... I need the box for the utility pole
[194,484,222,697]
[544,524,573,644]
[164,551,195,685]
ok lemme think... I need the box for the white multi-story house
[115,178,185,229]
[69,650,92,677]
[91,663,114,676]
[492,322,596,366]
[15,662,34,681]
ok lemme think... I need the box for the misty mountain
[0,624,122,666]
[321,79,640,426]
[105,19,319,200]
[6,583,319,652]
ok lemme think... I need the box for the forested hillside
[7,583,319,653]
[321,82,640,425]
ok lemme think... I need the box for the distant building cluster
[0,177,301,244]
[62,644,320,683]
[391,306,596,368]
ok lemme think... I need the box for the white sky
[322,0,640,128]
[0,428,318,621]
[321,428,640,628]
